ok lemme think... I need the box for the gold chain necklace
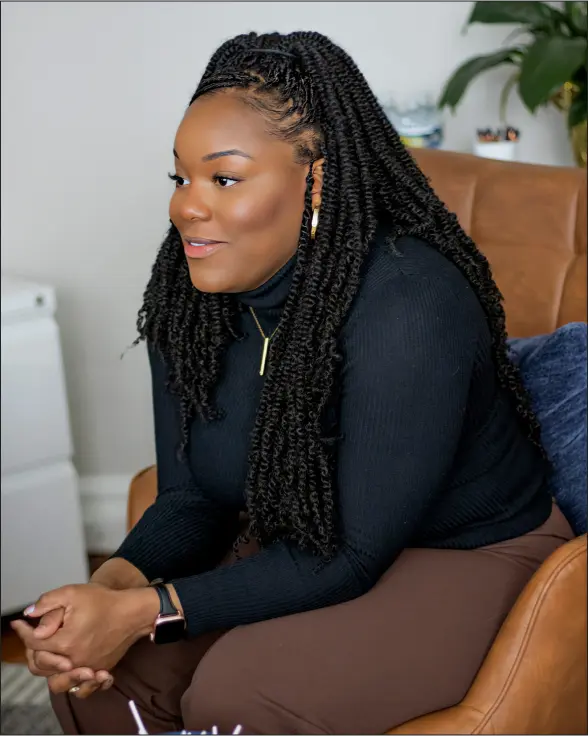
[249,306,280,376]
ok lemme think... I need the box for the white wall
[1,2,575,485]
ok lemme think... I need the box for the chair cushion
[508,323,587,535]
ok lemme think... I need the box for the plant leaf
[468,1,558,28]
[502,26,534,47]
[519,36,588,111]
[499,71,520,123]
[439,49,519,110]
[564,1,588,35]
[571,2,588,35]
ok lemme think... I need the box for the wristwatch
[149,581,186,645]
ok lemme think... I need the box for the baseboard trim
[79,475,130,554]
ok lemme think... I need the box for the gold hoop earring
[310,207,320,240]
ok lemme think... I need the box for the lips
[184,236,224,246]
[182,236,227,260]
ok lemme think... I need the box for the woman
[14,31,573,736]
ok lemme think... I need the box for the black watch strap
[151,582,178,616]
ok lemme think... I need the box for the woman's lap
[51,505,573,735]
[50,629,225,735]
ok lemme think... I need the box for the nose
[172,183,213,223]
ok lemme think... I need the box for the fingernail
[103,678,114,690]
[23,605,35,616]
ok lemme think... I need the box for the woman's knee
[181,627,318,735]
[181,633,248,734]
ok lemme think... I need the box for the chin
[186,260,237,294]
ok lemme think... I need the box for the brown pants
[51,505,573,735]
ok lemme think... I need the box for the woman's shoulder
[351,228,486,324]
[342,227,488,349]
[363,228,475,293]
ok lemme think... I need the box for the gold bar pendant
[259,337,270,376]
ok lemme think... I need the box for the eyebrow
[173,148,253,162]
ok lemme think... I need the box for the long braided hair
[137,31,543,557]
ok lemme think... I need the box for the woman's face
[170,90,322,294]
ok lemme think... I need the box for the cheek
[224,175,305,234]
[169,191,180,223]
[225,192,282,230]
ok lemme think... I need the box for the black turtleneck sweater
[114,234,552,637]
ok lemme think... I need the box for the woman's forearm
[114,584,184,644]
[90,557,149,590]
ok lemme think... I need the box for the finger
[66,670,111,699]
[73,680,103,699]
[11,619,36,644]
[26,647,69,678]
[24,586,74,618]
[94,670,114,691]
[34,608,65,639]
[26,647,45,677]
[34,649,72,673]
[11,620,47,651]
[11,619,66,653]
[47,668,96,695]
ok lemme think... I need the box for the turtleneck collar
[234,253,297,311]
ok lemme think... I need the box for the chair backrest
[388,533,588,735]
[412,149,587,337]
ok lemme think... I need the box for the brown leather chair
[126,149,587,734]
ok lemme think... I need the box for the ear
[310,158,325,210]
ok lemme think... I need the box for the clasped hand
[11,583,141,699]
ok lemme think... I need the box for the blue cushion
[508,323,587,535]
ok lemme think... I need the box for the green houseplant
[439,1,588,166]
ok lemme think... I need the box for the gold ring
[68,686,80,694]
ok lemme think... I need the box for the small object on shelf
[384,98,444,150]
[473,126,520,162]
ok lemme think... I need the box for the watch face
[151,615,186,645]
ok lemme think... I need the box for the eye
[213,175,240,188]
[168,173,190,188]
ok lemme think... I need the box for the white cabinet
[1,276,89,615]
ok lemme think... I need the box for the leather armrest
[127,465,157,531]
